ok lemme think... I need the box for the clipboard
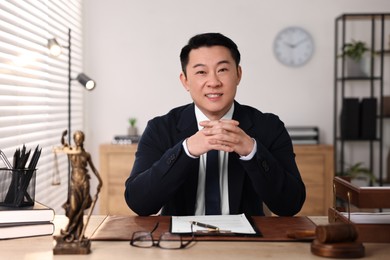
[169,214,262,237]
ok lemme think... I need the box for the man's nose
[207,73,221,87]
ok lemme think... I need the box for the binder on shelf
[340,98,360,140]
[360,98,377,140]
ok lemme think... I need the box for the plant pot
[345,56,370,77]
[127,127,138,136]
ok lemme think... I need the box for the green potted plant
[339,40,371,77]
[337,162,376,185]
[335,162,376,209]
[128,117,138,136]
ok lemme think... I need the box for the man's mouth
[206,93,222,98]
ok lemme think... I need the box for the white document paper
[171,213,256,234]
[341,212,390,224]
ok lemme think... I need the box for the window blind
[0,0,84,213]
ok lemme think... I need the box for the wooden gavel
[287,223,358,243]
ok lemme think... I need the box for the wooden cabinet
[99,144,334,216]
[99,144,137,215]
[294,145,334,216]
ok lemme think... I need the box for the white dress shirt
[182,104,257,215]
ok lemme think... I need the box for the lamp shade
[76,73,96,90]
[47,38,62,57]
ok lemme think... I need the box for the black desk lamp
[48,28,96,145]
[48,28,96,183]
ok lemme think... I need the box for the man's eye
[195,71,206,75]
[218,68,228,73]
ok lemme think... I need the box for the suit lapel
[232,101,253,133]
[176,103,198,141]
[228,101,254,214]
[176,104,200,215]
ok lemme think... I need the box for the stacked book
[112,135,141,144]
[0,201,55,239]
[286,126,319,145]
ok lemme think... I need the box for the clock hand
[283,41,294,48]
[292,38,308,47]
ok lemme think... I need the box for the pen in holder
[0,145,41,207]
[0,168,37,207]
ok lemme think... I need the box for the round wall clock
[273,26,314,67]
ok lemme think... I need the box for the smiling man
[124,33,305,217]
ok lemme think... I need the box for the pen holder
[0,168,36,207]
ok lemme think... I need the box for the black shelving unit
[334,13,390,186]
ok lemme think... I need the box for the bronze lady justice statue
[53,130,103,254]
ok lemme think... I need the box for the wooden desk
[0,216,388,259]
[100,144,334,216]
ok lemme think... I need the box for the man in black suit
[125,33,305,216]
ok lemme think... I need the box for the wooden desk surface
[0,215,389,260]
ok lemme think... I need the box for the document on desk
[171,214,257,234]
[341,212,390,224]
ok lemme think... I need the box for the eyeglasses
[130,222,194,250]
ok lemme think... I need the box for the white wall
[82,0,390,169]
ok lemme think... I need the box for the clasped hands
[187,119,254,157]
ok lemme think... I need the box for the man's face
[180,46,242,120]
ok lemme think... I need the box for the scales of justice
[52,130,103,255]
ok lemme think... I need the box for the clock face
[273,27,314,67]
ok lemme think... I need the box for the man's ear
[237,65,242,85]
[179,72,190,91]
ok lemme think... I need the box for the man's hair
[180,33,241,76]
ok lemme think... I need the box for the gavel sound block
[311,223,365,258]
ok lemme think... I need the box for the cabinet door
[294,145,334,216]
[100,144,137,215]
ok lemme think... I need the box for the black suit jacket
[125,101,305,216]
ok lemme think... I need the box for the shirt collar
[194,103,235,130]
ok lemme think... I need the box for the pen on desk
[191,221,219,230]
